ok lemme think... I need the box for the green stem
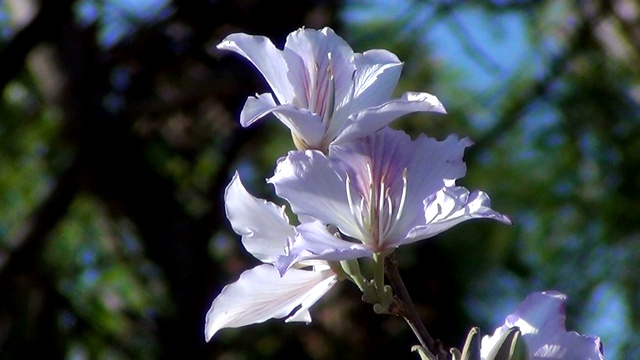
[384,253,448,360]
[372,252,386,294]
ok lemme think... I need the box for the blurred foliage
[0,0,639,359]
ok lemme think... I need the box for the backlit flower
[270,127,510,272]
[217,27,445,152]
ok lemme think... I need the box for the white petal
[239,94,326,148]
[268,150,363,239]
[204,264,337,341]
[217,33,293,103]
[224,172,294,263]
[334,91,446,145]
[239,92,278,127]
[404,187,511,245]
[395,133,474,233]
[283,27,354,110]
[276,221,373,274]
[269,106,327,149]
[335,49,402,117]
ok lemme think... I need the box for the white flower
[204,173,337,341]
[217,27,445,151]
[269,127,510,273]
[481,291,604,360]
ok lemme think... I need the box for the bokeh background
[1,0,638,358]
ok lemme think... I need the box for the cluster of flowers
[204,27,604,359]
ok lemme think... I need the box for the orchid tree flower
[204,172,338,341]
[479,291,604,360]
[216,27,446,152]
[269,127,511,273]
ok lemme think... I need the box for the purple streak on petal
[283,27,354,114]
[269,150,363,240]
[396,133,474,233]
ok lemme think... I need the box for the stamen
[358,196,368,230]
[323,52,336,126]
[395,168,409,222]
[345,173,356,217]
[366,162,375,228]
[377,176,386,241]
[308,61,320,112]
[346,172,368,236]
[382,189,394,236]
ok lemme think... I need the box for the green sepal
[339,259,367,291]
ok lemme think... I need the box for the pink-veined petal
[276,221,373,274]
[334,91,446,145]
[481,291,604,360]
[393,133,474,236]
[403,187,511,245]
[204,264,337,341]
[268,150,363,239]
[224,172,293,263]
[283,27,354,112]
[217,33,293,103]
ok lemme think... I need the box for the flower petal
[404,187,511,245]
[224,172,294,263]
[268,150,363,239]
[204,264,337,341]
[337,49,403,116]
[239,92,278,127]
[269,106,327,149]
[334,91,447,145]
[481,291,604,360]
[283,27,354,107]
[239,93,326,148]
[276,221,373,274]
[217,33,293,103]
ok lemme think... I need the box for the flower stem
[372,252,386,293]
[384,253,449,360]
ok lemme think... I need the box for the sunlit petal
[224,172,293,263]
[334,91,446,145]
[216,33,293,103]
[204,264,337,341]
[239,92,278,127]
[403,188,511,245]
[269,150,363,239]
[276,221,373,274]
